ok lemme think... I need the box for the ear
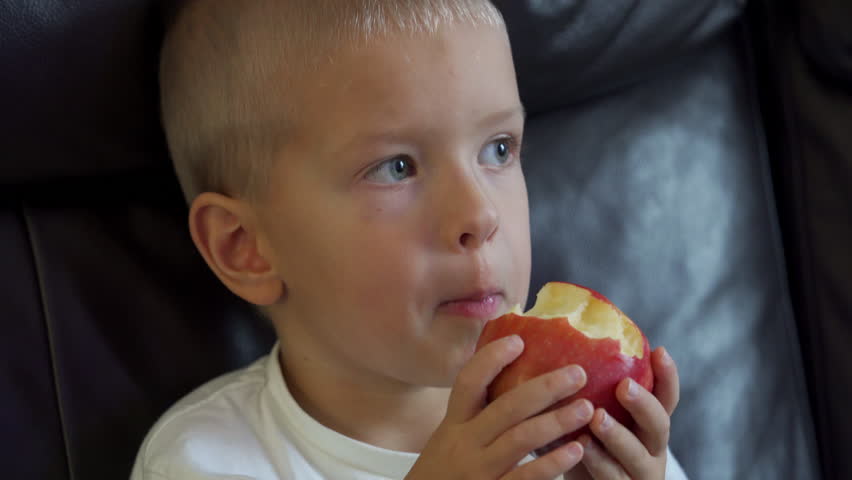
[188,192,284,306]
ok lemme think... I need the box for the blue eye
[365,156,417,184]
[479,137,515,166]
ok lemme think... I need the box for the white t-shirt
[131,344,689,480]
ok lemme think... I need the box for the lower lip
[438,294,504,319]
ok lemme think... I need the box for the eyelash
[361,134,521,181]
[495,135,520,158]
[481,134,521,167]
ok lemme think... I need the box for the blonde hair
[159,0,506,203]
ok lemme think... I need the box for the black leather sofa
[2,1,850,479]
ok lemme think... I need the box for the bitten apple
[475,282,653,456]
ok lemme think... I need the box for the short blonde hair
[159,0,506,203]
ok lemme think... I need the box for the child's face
[256,23,530,388]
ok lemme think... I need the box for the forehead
[284,24,520,150]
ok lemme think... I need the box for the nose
[441,170,499,252]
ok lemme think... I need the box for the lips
[438,290,505,319]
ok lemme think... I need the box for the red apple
[475,282,653,456]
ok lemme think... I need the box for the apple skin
[475,284,653,456]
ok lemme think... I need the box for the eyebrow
[477,105,527,129]
[341,104,527,152]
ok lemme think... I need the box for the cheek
[277,216,421,353]
[499,172,532,300]
[329,206,426,313]
[356,186,419,222]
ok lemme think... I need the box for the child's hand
[565,347,680,480]
[406,335,594,480]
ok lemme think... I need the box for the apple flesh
[475,282,653,456]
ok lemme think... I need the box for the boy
[132,0,686,478]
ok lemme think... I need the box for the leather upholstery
[749,1,852,477]
[0,0,165,182]
[23,188,274,478]
[2,1,848,479]
[522,29,819,478]
[1,210,68,479]
[797,0,852,85]
[500,0,744,112]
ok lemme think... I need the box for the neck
[277,333,449,453]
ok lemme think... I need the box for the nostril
[459,232,474,248]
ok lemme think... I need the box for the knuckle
[492,397,521,423]
[544,447,576,477]
[454,369,478,393]
[557,402,590,431]
[637,460,659,480]
[508,463,539,480]
[445,439,481,479]
[513,468,536,480]
[458,462,479,480]
[505,423,537,454]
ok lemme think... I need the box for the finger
[487,398,594,467]
[616,377,670,456]
[652,346,680,416]
[588,408,654,479]
[473,364,587,444]
[503,441,584,480]
[445,335,524,424]
[578,435,629,480]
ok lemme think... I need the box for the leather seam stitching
[22,206,76,480]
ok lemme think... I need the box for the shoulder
[133,356,281,479]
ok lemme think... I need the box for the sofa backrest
[1,1,830,479]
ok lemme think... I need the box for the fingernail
[575,400,594,421]
[599,410,611,430]
[626,378,638,399]
[564,442,583,461]
[563,365,585,385]
[506,335,523,349]
[661,347,673,366]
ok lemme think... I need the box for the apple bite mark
[525,282,645,359]
[475,282,653,456]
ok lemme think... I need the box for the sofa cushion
[798,0,852,85]
[0,0,166,184]
[2,0,744,183]
[0,208,69,479]
[494,0,744,113]
[522,30,820,478]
